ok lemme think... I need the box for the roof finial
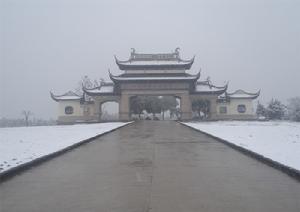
[206,76,212,87]
[130,48,136,60]
[206,76,210,82]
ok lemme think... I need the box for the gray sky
[1,0,300,119]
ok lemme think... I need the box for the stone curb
[179,122,300,182]
[0,122,134,182]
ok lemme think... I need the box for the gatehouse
[51,48,259,123]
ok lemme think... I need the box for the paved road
[1,121,300,212]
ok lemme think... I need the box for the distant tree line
[0,117,56,128]
[256,97,300,121]
[0,110,56,128]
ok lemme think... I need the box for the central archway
[129,95,181,120]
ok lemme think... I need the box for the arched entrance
[129,95,181,120]
[191,99,211,120]
[100,101,119,121]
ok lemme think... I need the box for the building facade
[51,48,259,124]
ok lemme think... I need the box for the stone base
[119,112,131,121]
[181,112,192,120]
[215,114,257,120]
[57,116,98,124]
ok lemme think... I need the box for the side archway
[100,101,119,121]
[191,99,211,120]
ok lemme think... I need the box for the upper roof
[83,82,115,96]
[226,89,260,99]
[115,48,194,70]
[50,91,82,102]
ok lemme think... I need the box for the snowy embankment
[183,121,300,171]
[0,122,129,173]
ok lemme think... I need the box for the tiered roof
[81,48,228,96]
[115,48,194,70]
[52,49,234,99]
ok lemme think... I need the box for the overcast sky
[1,0,300,119]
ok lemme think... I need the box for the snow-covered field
[0,122,129,173]
[183,121,300,171]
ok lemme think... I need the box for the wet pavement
[1,121,300,212]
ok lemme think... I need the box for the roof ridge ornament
[174,47,180,60]
[206,76,211,86]
[130,48,136,60]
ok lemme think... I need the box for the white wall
[217,98,255,116]
[57,100,83,117]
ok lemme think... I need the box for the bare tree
[22,110,33,126]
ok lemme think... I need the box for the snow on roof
[112,76,198,81]
[115,48,194,69]
[227,89,260,99]
[50,91,82,101]
[83,83,115,96]
[54,96,81,100]
[196,84,224,92]
[117,60,192,66]
[110,71,200,82]
[195,81,227,94]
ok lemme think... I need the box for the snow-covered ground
[183,121,300,171]
[0,122,129,173]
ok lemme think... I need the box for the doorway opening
[129,95,181,120]
[100,101,119,121]
[191,99,211,120]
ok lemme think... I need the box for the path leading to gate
[1,121,300,212]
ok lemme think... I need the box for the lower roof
[83,83,115,96]
[50,91,82,102]
[193,81,228,95]
[109,72,200,82]
[227,89,260,99]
